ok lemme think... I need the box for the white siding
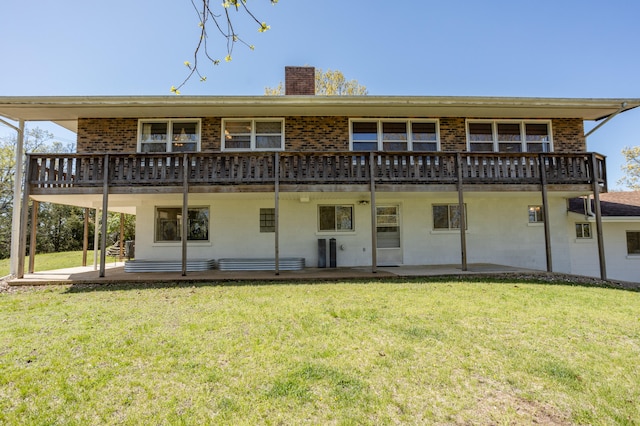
[133,193,577,273]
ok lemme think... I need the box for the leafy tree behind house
[265,68,368,96]
[619,146,640,190]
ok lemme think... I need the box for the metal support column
[455,153,467,271]
[369,152,377,273]
[93,209,100,271]
[99,154,109,277]
[182,154,189,276]
[28,200,39,273]
[539,154,553,272]
[82,208,89,267]
[591,154,607,280]
[17,151,31,279]
[274,152,280,275]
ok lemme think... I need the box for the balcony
[25,151,607,195]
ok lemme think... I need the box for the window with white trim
[467,120,552,153]
[155,207,209,242]
[528,205,544,223]
[139,119,201,153]
[318,205,354,232]
[627,231,640,255]
[433,204,466,230]
[222,119,284,151]
[575,223,592,239]
[351,120,439,151]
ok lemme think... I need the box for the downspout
[585,196,595,217]
[584,102,627,138]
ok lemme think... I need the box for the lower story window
[260,208,275,233]
[575,223,592,239]
[319,205,353,232]
[528,205,544,223]
[155,207,209,242]
[627,231,640,255]
[433,204,466,230]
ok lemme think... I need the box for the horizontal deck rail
[26,151,607,191]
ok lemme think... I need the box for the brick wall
[285,66,315,96]
[552,118,585,152]
[75,116,586,154]
[285,116,349,151]
[77,118,138,152]
[439,118,467,151]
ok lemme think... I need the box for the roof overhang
[0,95,638,134]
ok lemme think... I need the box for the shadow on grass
[61,273,640,294]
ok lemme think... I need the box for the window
[222,119,284,151]
[351,120,439,151]
[627,231,640,255]
[155,207,209,242]
[575,223,592,239]
[433,204,466,230]
[139,119,200,153]
[528,205,544,223]
[260,208,275,233]
[318,205,353,232]
[467,120,552,153]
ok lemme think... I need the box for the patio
[8,263,539,286]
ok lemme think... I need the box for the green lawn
[1,280,639,424]
[0,250,98,277]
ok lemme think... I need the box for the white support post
[9,120,25,276]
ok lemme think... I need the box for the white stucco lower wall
[132,192,580,273]
[567,215,640,283]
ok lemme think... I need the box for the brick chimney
[285,66,315,95]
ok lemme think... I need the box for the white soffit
[0,96,638,134]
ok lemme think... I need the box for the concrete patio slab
[8,263,539,286]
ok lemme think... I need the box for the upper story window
[139,119,201,153]
[222,119,284,151]
[350,120,439,151]
[467,120,552,153]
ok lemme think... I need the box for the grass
[1,280,639,424]
[0,250,99,277]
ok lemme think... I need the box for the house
[2,66,639,281]
[568,192,640,283]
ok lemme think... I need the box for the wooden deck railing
[26,151,607,191]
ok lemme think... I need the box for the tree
[0,128,59,258]
[0,128,86,259]
[174,0,278,94]
[264,68,368,96]
[618,146,640,190]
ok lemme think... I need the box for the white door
[376,205,402,266]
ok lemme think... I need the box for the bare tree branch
[173,0,278,94]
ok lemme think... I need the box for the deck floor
[8,262,539,286]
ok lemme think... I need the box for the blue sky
[1,0,638,188]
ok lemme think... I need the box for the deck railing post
[539,154,553,272]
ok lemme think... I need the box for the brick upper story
[76,116,585,153]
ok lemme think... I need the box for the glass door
[376,205,402,265]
